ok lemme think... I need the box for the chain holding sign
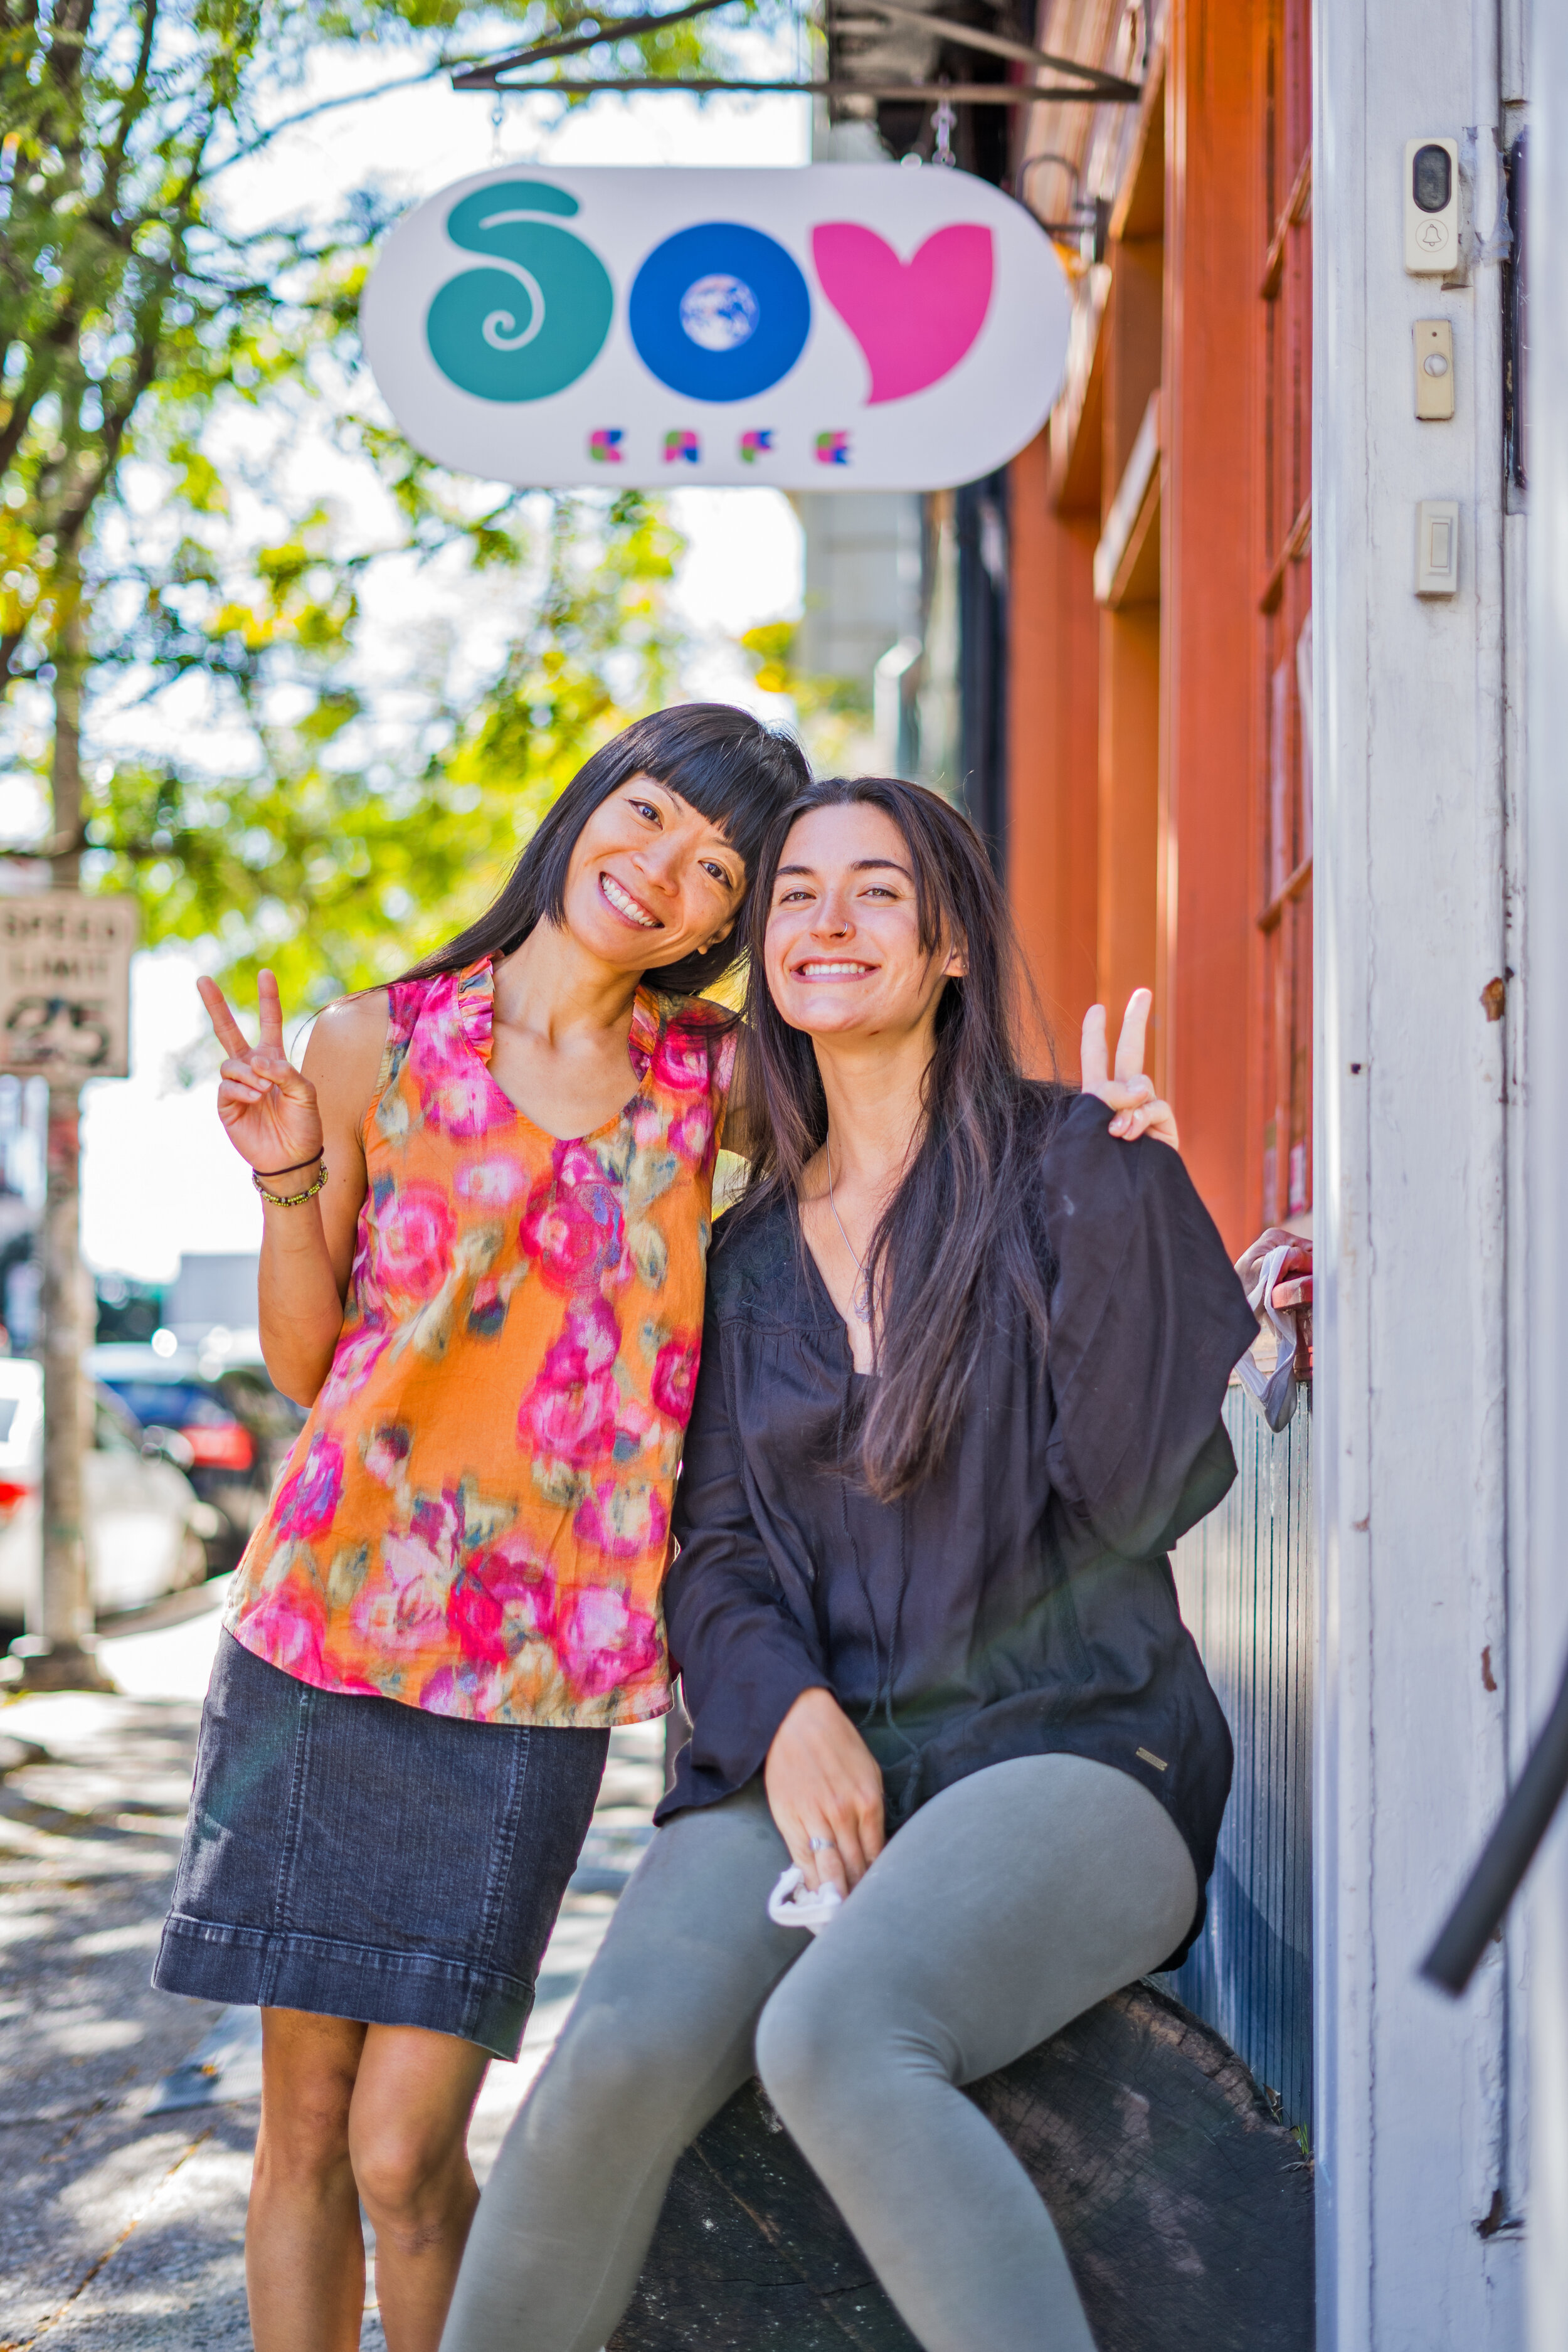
[0,896,137,1083]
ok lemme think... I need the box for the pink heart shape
[810,223,994,406]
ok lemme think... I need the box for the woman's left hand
[764,1687,886,1900]
[1081,988,1179,1149]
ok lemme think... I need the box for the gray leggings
[442,1752,1197,2352]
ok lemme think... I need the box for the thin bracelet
[254,1152,323,1180]
[253,1162,329,1208]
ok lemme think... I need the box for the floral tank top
[225,959,736,1727]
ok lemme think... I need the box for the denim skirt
[154,1631,610,2058]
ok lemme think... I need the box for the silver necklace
[825,1150,872,1323]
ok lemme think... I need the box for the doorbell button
[1405,137,1460,276]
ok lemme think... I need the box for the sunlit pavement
[0,1583,662,2348]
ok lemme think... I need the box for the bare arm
[198,970,388,1407]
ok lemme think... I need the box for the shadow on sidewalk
[0,1664,663,2350]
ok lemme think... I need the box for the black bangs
[396,704,811,995]
[642,731,784,887]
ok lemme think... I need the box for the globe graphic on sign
[679,274,760,351]
[629,225,809,400]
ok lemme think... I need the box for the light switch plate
[1406,137,1460,275]
[1415,320,1455,419]
[1416,499,1459,596]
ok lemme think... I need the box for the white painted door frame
[1525,1,1568,2343]
[1313,0,1527,2342]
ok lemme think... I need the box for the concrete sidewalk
[0,1587,660,2349]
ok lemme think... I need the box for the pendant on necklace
[825,1152,872,1325]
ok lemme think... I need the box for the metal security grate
[1162,1382,1315,2139]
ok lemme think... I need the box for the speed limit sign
[0,894,137,1081]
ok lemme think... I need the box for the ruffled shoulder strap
[383,957,493,1091]
[364,976,425,1137]
[634,992,740,1104]
[627,985,662,1083]
[452,958,496,1064]
[363,958,495,1150]
[676,995,740,1090]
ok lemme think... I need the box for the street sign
[0,895,137,1081]
[360,164,1071,490]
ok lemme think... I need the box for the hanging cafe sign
[360,164,1073,491]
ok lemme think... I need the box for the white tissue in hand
[1236,1242,1301,1433]
[768,1865,844,1934]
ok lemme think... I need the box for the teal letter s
[426,183,613,404]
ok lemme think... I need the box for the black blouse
[655,1092,1260,1964]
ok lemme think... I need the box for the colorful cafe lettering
[424,180,995,410]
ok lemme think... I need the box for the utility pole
[11,563,113,1692]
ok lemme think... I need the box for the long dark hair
[398,704,810,996]
[739,775,1066,1500]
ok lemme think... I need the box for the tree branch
[99,0,161,216]
[201,57,458,180]
[0,347,52,481]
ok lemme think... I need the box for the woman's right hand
[1234,1226,1306,1292]
[198,968,324,1179]
[764,1687,886,1900]
[1081,988,1179,1148]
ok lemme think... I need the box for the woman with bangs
[153,705,808,2352]
[444,774,1259,2352]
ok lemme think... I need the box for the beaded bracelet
[253,1161,328,1208]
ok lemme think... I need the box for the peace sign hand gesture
[1081,987,1179,1149]
[198,968,324,1180]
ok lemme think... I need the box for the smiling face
[558,773,746,975]
[763,800,963,1042]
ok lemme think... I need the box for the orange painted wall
[1007,0,1276,1254]
[1098,608,1162,1048]
[1005,429,1099,1080]
[1098,240,1165,1073]
[1158,0,1261,1254]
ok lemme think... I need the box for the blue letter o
[628,223,810,403]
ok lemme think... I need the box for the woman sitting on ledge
[442,776,1259,2352]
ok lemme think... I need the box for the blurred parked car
[87,1340,306,1572]
[0,1362,220,1625]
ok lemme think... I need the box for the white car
[0,1359,218,1624]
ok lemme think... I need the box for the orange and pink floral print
[224,960,736,1726]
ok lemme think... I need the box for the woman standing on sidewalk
[154,705,807,2352]
[442,775,1258,2352]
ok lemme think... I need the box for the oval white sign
[360,164,1071,491]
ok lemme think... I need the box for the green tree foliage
[0,0,743,997]
[739,618,870,773]
[100,488,686,1003]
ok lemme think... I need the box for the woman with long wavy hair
[153,705,808,2352]
[443,773,1258,2352]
